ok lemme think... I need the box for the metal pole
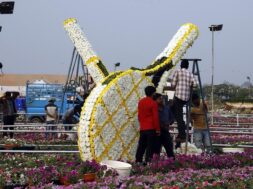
[248,77,251,98]
[237,114,239,126]
[185,62,196,154]
[211,30,214,125]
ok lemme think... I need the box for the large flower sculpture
[64,18,199,161]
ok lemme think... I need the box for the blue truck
[25,81,83,123]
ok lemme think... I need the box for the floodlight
[209,24,223,32]
[0,1,15,14]
[114,62,120,71]
[115,62,120,67]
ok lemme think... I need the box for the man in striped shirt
[171,59,197,144]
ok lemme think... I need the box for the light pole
[114,62,120,72]
[0,1,15,93]
[0,1,15,32]
[247,76,251,98]
[209,24,223,125]
[0,1,15,69]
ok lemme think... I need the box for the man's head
[180,59,189,69]
[144,86,156,97]
[5,92,11,98]
[12,92,20,99]
[153,93,164,106]
[48,97,56,103]
[192,93,200,106]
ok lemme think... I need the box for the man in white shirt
[44,98,58,139]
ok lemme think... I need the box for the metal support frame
[211,30,215,126]
[58,48,89,122]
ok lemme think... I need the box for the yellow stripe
[86,56,100,65]
[63,18,76,26]
[144,24,198,75]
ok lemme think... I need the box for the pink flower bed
[1,150,253,188]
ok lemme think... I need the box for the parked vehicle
[26,81,83,123]
[14,96,26,122]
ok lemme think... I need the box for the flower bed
[212,134,253,145]
[0,132,78,151]
[1,150,253,188]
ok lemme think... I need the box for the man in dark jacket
[153,93,175,158]
[0,92,19,138]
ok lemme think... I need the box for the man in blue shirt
[153,93,175,158]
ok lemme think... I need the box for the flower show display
[64,18,199,161]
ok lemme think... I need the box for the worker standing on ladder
[171,59,197,147]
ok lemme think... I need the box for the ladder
[184,59,213,153]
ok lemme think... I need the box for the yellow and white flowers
[64,18,108,84]
[64,18,199,161]
[153,23,199,93]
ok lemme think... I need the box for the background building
[0,74,67,96]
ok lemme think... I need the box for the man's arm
[171,70,178,89]
[55,106,58,119]
[137,101,141,122]
[45,105,57,118]
[45,110,55,118]
[203,101,208,112]
[152,102,160,134]
[166,72,177,91]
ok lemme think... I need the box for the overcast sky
[0,0,252,85]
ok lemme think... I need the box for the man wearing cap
[44,97,58,139]
[171,59,197,146]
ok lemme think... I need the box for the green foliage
[203,82,253,109]
[130,57,173,76]
[79,160,100,174]
[97,60,109,77]
[0,175,5,188]
[102,71,123,85]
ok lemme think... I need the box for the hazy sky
[0,0,252,85]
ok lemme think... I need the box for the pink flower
[202,181,209,187]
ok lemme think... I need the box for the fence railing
[211,113,253,126]
[1,112,253,124]
[1,113,253,153]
